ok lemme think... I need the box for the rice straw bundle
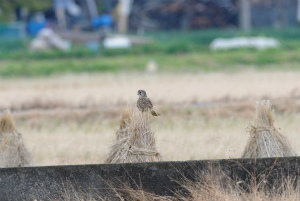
[242,100,295,158]
[0,111,33,167]
[106,108,161,163]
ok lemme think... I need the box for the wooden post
[117,0,133,34]
[239,0,251,32]
[297,0,300,23]
[55,7,67,30]
[86,0,99,19]
[181,0,193,30]
[278,0,287,28]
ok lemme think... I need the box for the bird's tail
[151,110,160,116]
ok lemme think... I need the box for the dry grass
[13,105,300,166]
[50,172,300,201]
[0,72,299,166]
[242,100,295,158]
[0,111,33,167]
[177,173,300,201]
[106,108,161,163]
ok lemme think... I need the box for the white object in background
[103,36,132,49]
[210,37,280,51]
[30,28,71,51]
[30,38,49,50]
[146,60,158,74]
[66,1,81,16]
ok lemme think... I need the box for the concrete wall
[0,157,300,200]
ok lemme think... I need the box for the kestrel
[137,90,160,116]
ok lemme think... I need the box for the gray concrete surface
[0,157,299,200]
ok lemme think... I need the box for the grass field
[0,72,297,166]
[1,28,300,76]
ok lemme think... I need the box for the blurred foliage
[1,28,300,77]
[0,0,52,22]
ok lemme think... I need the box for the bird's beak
[137,92,139,95]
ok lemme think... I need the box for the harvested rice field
[0,71,299,166]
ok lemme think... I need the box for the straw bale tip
[255,100,274,127]
[120,108,132,129]
[0,111,17,133]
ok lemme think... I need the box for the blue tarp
[91,14,113,28]
[26,20,47,36]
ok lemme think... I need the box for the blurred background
[0,0,300,166]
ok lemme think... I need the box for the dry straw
[242,100,295,158]
[106,108,161,163]
[0,111,33,167]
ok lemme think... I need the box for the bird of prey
[137,90,160,116]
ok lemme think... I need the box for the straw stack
[242,100,295,158]
[0,111,33,167]
[106,108,161,163]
